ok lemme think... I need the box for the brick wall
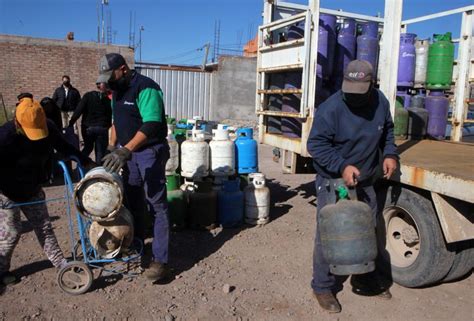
[0,34,134,114]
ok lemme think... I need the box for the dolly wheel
[57,261,93,295]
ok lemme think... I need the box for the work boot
[351,276,392,299]
[143,261,170,281]
[313,292,342,313]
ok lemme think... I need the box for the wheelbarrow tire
[57,261,93,295]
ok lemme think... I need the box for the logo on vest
[123,101,135,106]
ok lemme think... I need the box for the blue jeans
[311,175,378,294]
[122,143,170,264]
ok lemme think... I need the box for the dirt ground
[1,144,472,321]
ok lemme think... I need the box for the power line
[155,47,204,61]
[175,53,204,64]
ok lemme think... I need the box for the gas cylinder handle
[347,186,358,201]
[185,184,195,192]
[336,185,358,201]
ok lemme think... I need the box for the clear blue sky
[0,0,472,65]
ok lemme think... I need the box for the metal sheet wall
[136,65,213,120]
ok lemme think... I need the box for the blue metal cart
[55,159,143,295]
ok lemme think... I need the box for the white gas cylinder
[415,39,429,86]
[209,129,235,177]
[244,173,270,225]
[181,130,209,178]
[74,166,124,221]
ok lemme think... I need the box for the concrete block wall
[211,56,257,121]
[0,34,134,111]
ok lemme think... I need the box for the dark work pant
[122,143,170,264]
[311,175,378,294]
[81,126,109,163]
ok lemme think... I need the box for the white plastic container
[166,133,179,175]
[74,167,124,221]
[244,173,270,225]
[181,130,209,178]
[415,39,429,86]
[209,129,235,177]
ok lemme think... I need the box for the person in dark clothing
[98,53,170,282]
[307,60,398,313]
[68,82,112,162]
[52,75,81,131]
[40,97,63,131]
[0,96,96,286]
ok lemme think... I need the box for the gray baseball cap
[97,53,127,83]
[342,60,374,94]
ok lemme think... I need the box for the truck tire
[377,185,455,287]
[443,241,473,282]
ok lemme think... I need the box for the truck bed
[396,140,474,203]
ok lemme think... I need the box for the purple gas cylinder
[333,18,356,89]
[288,21,305,40]
[317,14,337,80]
[360,21,378,38]
[267,73,285,134]
[357,22,379,78]
[275,21,305,137]
[397,33,417,87]
[397,90,412,109]
[425,90,449,140]
[282,71,303,138]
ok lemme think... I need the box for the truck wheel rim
[383,207,421,268]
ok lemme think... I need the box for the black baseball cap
[97,53,127,83]
[342,60,374,94]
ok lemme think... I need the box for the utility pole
[202,43,211,70]
[107,10,112,44]
[100,0,109,44]
[139,26,144,62]
[129,11,135,48]
[213,20,221,62]
[97,1,100,43]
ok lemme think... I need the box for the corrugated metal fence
[136,63,213,120]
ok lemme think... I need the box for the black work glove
[103,145,117,157]
[101,147,132,173]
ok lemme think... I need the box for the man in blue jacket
[307,60,398,313]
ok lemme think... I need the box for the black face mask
[63,80,71,87]
[343,86,373,109]
[108,72,131,92]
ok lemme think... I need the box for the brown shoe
[313,292,341,313]
[143,262,170,281]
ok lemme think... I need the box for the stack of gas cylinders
[394,32,458,141]
[267,13,465,141]
[266,15,382,137]
[165,117,270,231]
